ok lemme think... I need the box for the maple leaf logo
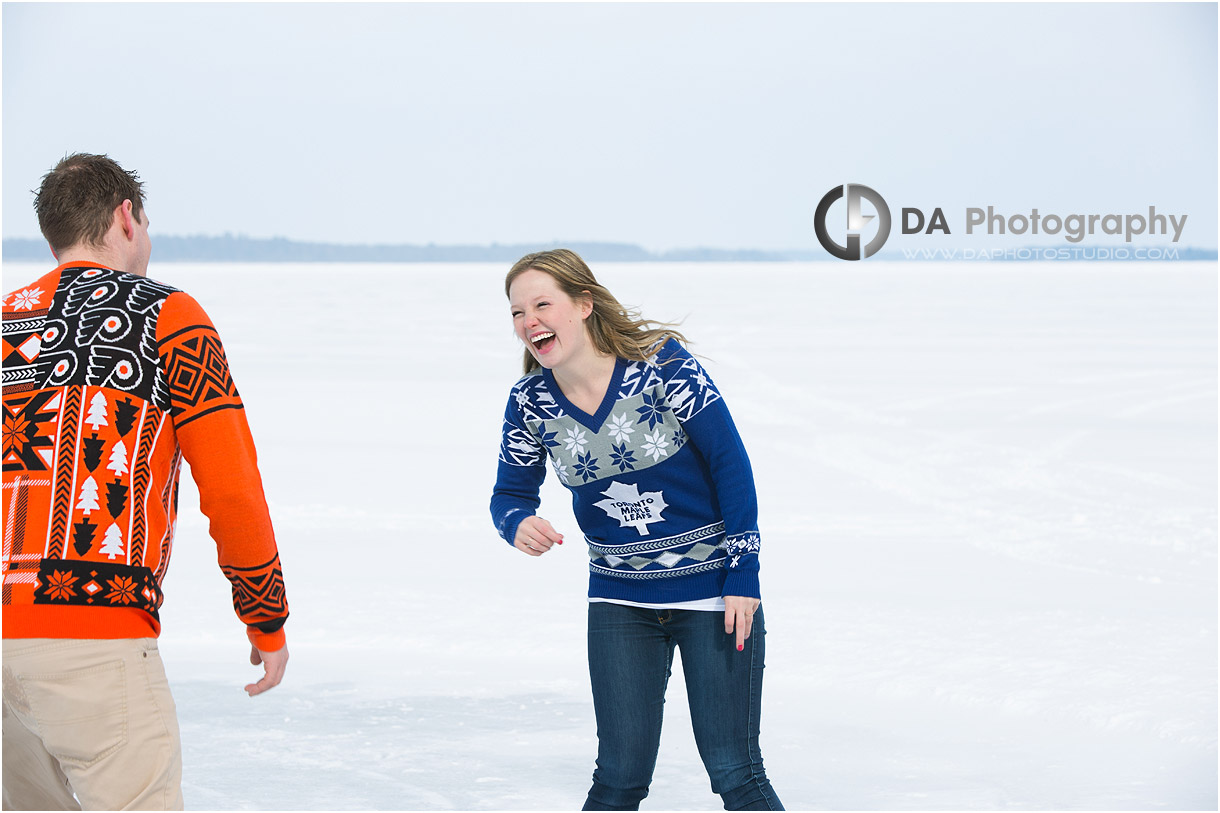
[594,481,668,536]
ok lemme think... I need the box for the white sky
[3,2,1217,251]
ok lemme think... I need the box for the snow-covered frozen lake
[7,260,1213,810]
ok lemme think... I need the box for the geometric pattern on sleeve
[220,553,288,625]
[659,353,722,421]
[3,303,50,394]
[725,532,761,569]
[514,374,565,425]
[622,342,722,422]
[618,358,663,399]
[499,374,560,468]
[157,325,243,427]
[500,419,544,467]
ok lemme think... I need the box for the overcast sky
[3,2,1216,251]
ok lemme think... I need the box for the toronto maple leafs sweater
[2,263,289,650]
[491,339,762,602]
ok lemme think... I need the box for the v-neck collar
[542,357,627,433]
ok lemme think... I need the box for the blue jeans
[583,602,783,811]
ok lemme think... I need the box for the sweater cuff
[501,508,534,547]
[247,625,287,652]
[722,569,761,600]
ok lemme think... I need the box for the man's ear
[116,199,137,240]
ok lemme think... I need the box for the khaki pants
[2,638,184,811]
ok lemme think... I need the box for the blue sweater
[490,339,762,602]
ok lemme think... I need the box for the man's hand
[724,595,761,652]
[245,644,289,697]
[513,515,564,556]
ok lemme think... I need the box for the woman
[490,249,783,811]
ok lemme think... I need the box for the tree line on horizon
[3,234,1213,263]
[1,234,817,263]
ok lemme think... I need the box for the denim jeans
[582,602,783,811]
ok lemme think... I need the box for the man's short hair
[34,153,146,254]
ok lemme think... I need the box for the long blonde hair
[505,249,689,375]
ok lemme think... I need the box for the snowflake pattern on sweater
[491,340,762,603]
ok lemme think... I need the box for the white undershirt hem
[588,596,726,612]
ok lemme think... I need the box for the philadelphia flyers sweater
[2,263,288,650]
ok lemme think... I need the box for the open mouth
[530,331,556,353]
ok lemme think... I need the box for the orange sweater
[2,263,288,650]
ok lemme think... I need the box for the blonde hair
[505,248,689,375]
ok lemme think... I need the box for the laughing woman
[490,249,783,811]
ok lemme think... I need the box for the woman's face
[508,268,593,371]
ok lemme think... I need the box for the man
[1,154,289,810]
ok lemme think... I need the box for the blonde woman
[490,249,782,811]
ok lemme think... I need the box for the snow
[6,260,1213,809]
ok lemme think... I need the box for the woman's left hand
[724,595,761,652]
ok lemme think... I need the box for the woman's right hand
[513,516,565,556]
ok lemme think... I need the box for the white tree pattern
[99,523,125,560]
[85,392,109,430]
[106,440,129,477]
[75,476,100,515]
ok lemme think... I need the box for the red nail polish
[737,644,744,652]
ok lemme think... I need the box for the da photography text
[814,184,1190,261]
